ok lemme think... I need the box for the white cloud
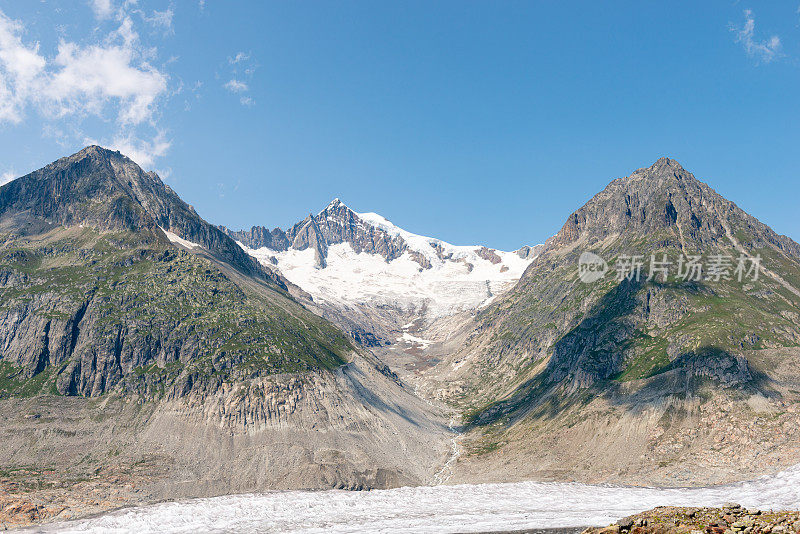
[0,11,46,123]
[100,130,171,168]
[88,0,115,20]
[0,9,168,125]
[731,9,781,63]
[239,96,254,106]
[224,79,248,93]
[229,51,249,64]
[0,7,172,167]
[47,39,167,125]
[0,169,17,186]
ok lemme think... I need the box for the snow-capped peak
[236,200,542,322]
[321,197,346,213]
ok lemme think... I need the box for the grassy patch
[614,333,670,382]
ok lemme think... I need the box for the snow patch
[399,332,432,348]
[160,227,202,250]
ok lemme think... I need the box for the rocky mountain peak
[448,158,800,470]
[301,199,406,267]
[0,147,353,401]
[1,144,156,235]
[315,198,362,229]
[218,199,411,269]
[316,197,355,220]
[1,145,287,289]
[225,198,540,279]
[547,158,730,250]
[617,156,693,187]
[647,156,686,173]
[324,197,345,210]
[71,144,121,161]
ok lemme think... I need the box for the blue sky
[0,1,799,250]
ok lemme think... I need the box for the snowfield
[30,464,800,534]
[242,213,534,320]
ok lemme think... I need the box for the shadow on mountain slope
[465,275,786,429]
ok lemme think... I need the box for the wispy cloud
[224,79,248,93]
[229,51,249,64]
[222,50,256,106]
[143,7,175,35]
[0,5,173,167]
[184,80,202,110]
[731,9,781,64]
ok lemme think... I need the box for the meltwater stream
[26,464,800,534]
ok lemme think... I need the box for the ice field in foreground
[27,463,800,534]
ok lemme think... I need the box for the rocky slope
[423,158,800,486]
[0,350,452,527]
[0,147,453,526]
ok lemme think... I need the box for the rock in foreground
[585,504,800,534]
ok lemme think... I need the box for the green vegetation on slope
[0,226,352,398]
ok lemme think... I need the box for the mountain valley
[224,157,800,488]
[221,198,541,382]
[2,149,800,527]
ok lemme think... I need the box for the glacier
[244,240,531,320]
[27,464,800,534]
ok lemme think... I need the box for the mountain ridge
[220,197,540,270]
[545,156,800,259]
[4,149,800,526]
